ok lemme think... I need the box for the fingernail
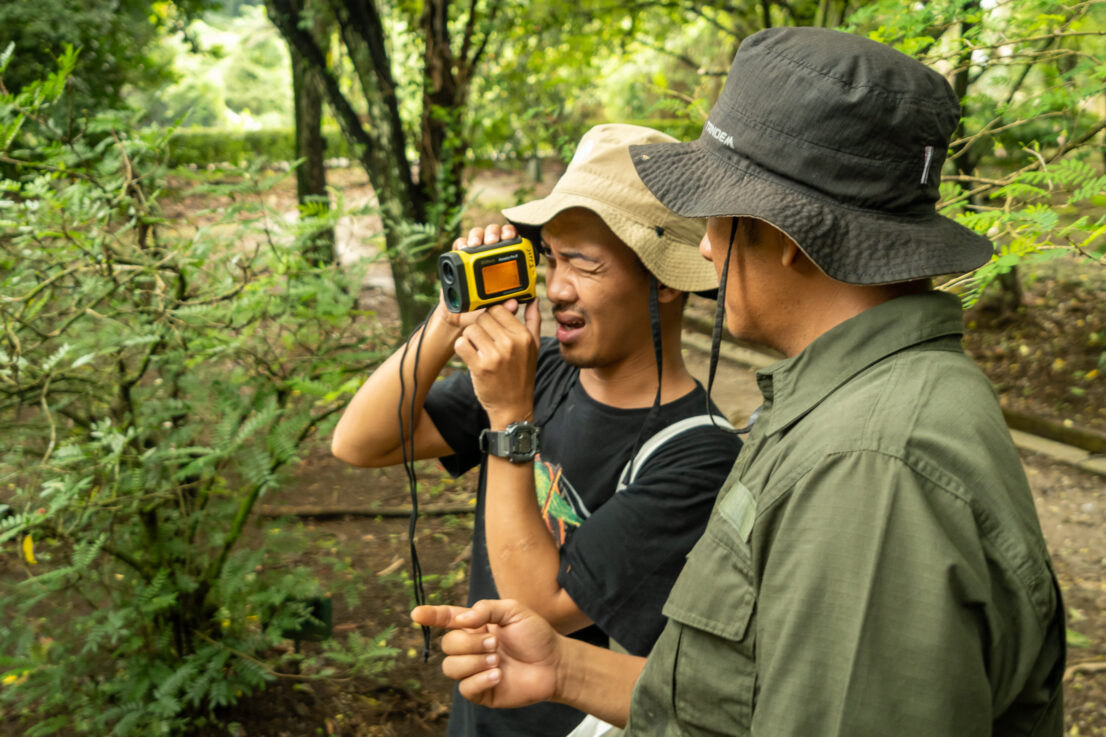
[487,669,500,684]
[483,636,495,650]
[485,654,498,666]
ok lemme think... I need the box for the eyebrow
[541,240,602,264]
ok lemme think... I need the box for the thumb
[525,300,541,344]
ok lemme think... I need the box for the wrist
[552,635,583,706]
[426,306,464,345]
[487,409,534,432]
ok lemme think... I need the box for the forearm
[331,309,459,466]
[554,636,645,728]
[484,456,591,634]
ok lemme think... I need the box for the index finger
[412,604,478,629]
[483,302,529,332]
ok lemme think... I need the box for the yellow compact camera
[438,237,538,313]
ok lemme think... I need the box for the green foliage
[167,126,351,167]
[858,0,1106,303]
[0,0,216,119]
[134,4,294,129]
[0,57,395,734]
[0,0,164,113]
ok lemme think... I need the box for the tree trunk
[291,0,334,267]
[266,0,493,332]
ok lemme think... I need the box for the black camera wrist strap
[397,304,436,662]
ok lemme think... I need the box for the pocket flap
[662,528,755,642]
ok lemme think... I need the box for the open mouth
[554,312,586,343]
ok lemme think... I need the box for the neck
[579,322,696,409]
[775,283,929,357]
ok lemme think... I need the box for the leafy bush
[843,0,1106,304]
[0,50,396,735]
[167,126,352,167]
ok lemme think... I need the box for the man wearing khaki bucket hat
[413,27,1065,737]
[333,124,742,737]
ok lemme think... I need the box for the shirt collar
[755,291,966,436]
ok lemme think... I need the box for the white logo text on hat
[706,120,735,150]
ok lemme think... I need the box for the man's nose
[545,266,575,303]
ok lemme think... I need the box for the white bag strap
[615,414,734,492]
[565,714,623,737]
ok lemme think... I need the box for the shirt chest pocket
[660,487,758,736]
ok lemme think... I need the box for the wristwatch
[479,421,541,463]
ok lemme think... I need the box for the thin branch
[192,629,352,682]
[940,116,1106,210]
[39,374,55,463]
[466,0,501,74]
[632,37,727,75]
[682,1,738,39]
[0,155,111,194]
[1065,660,1106,682]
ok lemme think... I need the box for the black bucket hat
[630,27,994,285]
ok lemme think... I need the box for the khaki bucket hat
[502,124,717,294]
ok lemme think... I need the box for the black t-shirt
[425,338,742,737]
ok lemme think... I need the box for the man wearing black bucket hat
[413,27,1066,737]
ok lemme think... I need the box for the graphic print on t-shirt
[534,454,590,545]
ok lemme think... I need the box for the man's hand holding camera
[447,224,542,431]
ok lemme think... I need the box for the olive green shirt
[627,292,1065,737]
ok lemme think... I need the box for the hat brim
[630,139,994,285]
[502,192,719,294]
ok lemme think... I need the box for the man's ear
[656,284,686,305]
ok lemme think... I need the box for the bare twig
[40,374,55,463]
[1065,660,1106,682]
[192,629,352,682]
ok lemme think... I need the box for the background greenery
[1,0,1104,734]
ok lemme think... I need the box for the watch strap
[479,421,540,463]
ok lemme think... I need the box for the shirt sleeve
[751,449,1021,737]
[556,426,742,656]
[423,370,487,477]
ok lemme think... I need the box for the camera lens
[446,286,460,311]
[441,261,455,285]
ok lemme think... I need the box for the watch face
[507,423,539,460]
[514,432,534,454]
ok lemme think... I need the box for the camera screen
[481,259,522,294]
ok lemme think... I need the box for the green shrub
[0,51,395,735]
[166,126,352,168]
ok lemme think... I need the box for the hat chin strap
[625,275,664,480]
[707,218,749,434]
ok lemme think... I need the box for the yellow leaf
[1,671,27,686]
[22,534,37,565]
